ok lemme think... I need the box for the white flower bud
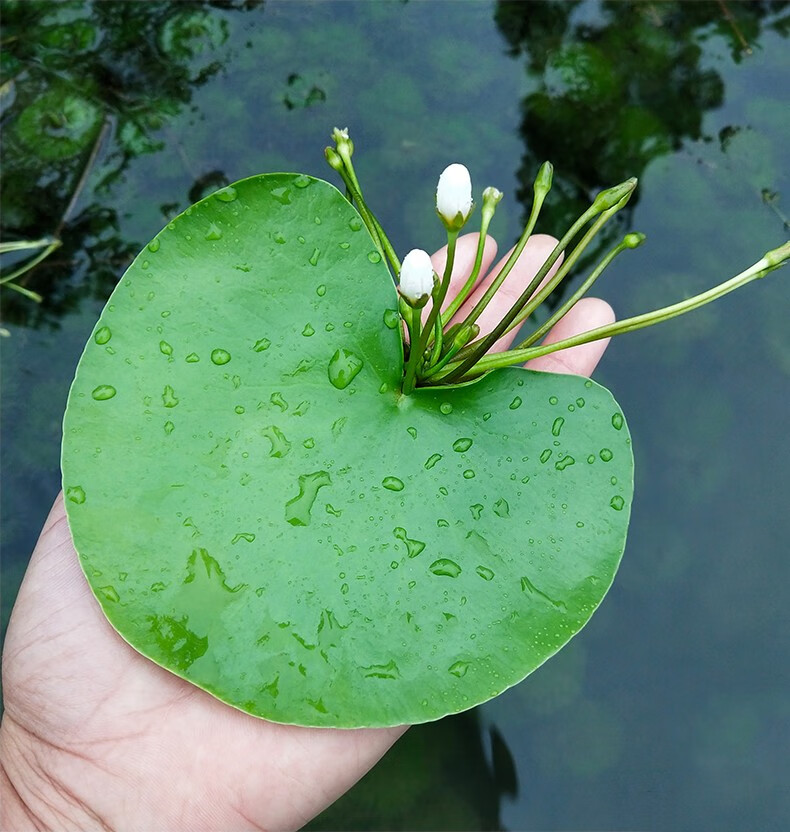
[398,249,434,304]
[482,186,503,204]
[436,163,473,228]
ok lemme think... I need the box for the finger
[524,297,615,377]
[430,232,498,316]
[450,234,563,353]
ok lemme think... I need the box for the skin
[1,233,615,831]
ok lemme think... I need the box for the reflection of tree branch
[717,0,753,55]
[54,117,112,237]
[167,127,200,179]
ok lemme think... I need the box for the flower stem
[0,239,61,286]
[499,198,627,339]
[421,323,479,380]
[518,232,645,350]
[443,177,636,382]
[2,280,43,303]
[440,193,501,325]
[436,242,789,382]
[401,305,424,395]
[421,230,458,354]
[446,162,553,339]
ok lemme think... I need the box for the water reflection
[495,0,786,274]
[0,1,788,829]
[0,0,261,327]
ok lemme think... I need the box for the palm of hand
[1,234,613,831]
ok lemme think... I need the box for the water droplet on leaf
[205,223,223,241]
[91,385,116,401]
[328,348,363,389]
[285,471,332,526]
[162,385,179,408]
[94,326,111,345]
[393,527,425,558]
[430,558,462,578]
[424,453,442,469]
[211,348,231,365]
[271,186,291,205]
[66,485,86,504]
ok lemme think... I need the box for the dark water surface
[2,1,789,829]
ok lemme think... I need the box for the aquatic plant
[60,128,787,727]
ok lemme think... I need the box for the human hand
[0,232,614,832]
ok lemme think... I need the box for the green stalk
[2,281,43,303]
[443,177,637,382]
[0,239,61,286]
[441,187,503,325]
[429,313,443,367]
[447,163,553,340]
[401,304,424,395]
[499,196,628,339]
[419,230,458,356]
[518,232,645,350]
[0,237,58,254]
[436,241,789,382]
[421,323,479,380]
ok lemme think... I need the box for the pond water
[2,1,789,829]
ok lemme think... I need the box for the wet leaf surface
[62,174,633,727]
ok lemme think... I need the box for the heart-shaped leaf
[62,174,633,727]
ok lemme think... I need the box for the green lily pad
[62,173,633,727]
